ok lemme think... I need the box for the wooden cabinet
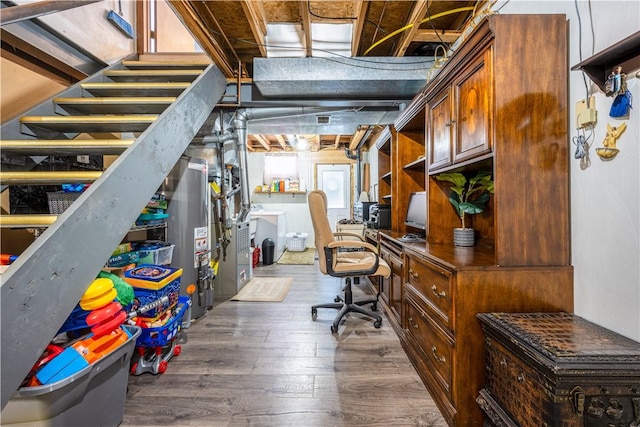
[392,99,426,234]
[428,43,492,171]
[379,236,403,324]
[423,13,570,266]
[402,248,573,426]
[370,14,574,427]
[375,127,392,204]
[477,313,640,427]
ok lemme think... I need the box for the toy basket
[47,191,82,215]
[125,265,183,320]
[286,232,308,252]
[136,296,191,348]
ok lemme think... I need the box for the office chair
[308,190,390,332]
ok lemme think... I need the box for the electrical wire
[362,7,476,56]
[572,128,595,169]
[574,0,592,102]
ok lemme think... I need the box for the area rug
[230,276,293,302]
[276,247,316,265]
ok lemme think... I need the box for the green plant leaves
[436,170,493,226]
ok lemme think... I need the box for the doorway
[316,164,352,231]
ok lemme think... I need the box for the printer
[353,201,376,222]
[367,204,391,229]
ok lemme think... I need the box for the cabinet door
[453,49,492,163]
[379,247,391,306]
[428,89,452,171]
[389,251,403,324]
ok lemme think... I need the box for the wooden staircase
[0,56,226,408]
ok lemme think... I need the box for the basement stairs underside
[0,56,226,408]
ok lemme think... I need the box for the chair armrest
[324,240,381,277]
[333,231,364,242]
[327,240,378,253]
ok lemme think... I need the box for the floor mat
[276,248,316,265]
[230,276,293,302]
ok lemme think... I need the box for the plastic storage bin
[286,232,308,252]
[0,325,140,427]
[136,243,174,266]
[47,191,81,215]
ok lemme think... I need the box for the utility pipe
[195,107,353,222]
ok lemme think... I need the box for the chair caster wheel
[373,319,382,328]
[311,307,317,316]
[331,324,338,333]
[334,296,341,303]
[371,302,378,311]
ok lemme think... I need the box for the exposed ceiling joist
[166,0,486,151]
[240,0,268,57]
[414,29,462,43]
[349,127,368,151]
[253,134,271,151]
[298,1,312,57]
[275,134,287,150]
[393,0,429,56]
[167,1,235,77]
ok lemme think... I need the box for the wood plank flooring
[121,263,446,427]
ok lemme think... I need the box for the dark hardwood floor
[121,263,446,427]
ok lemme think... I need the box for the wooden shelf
[253,190,306,198]
[403,157,426,171]
[571,30,640,93]
[254,190,306,194]
[380,171,392,181]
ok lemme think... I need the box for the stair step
[54,97,175,114]
[121,60,210,70]
[0,170,102,185]
[20,115,157,133]
[81,82,189,97]
[103,69,202,82]
[0,139,134,155]
[0,215,58,228]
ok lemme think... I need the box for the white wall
[497,1,639,341]
[247,152,316,247]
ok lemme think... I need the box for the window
[263,154,298,185]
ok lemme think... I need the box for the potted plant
[435,170,494,246]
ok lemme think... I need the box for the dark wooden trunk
[477,313,640,427]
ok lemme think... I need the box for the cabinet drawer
[405,296,453,399]
[406,256,452,330]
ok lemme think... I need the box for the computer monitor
[404,191,427,230]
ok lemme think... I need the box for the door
[453,49,492,163]
[428,88,452,171]
[316,164,351,231]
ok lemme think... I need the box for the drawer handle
[500,358,507,367]
[409,269,419,279]
[516,372,525,382]
[445,120,456,127]
[431,346,446,364]
[431,285,446,299]
[408,317,419,329]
